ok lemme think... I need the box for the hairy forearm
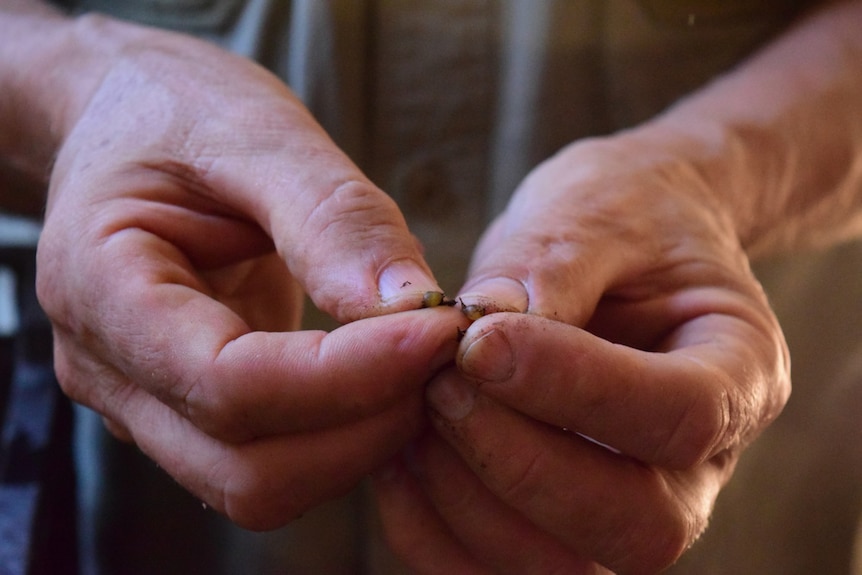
[634,0,862,258]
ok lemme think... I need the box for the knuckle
[609,476,704,575]
[181,373,253,443]
[35,244,71,326]
[622,521,691,575]
[219,475,301,531]
[496,449,547,507]
[52,345,84,400]
[301,178,403,241]
[213,456,341,532]
[293,178,411,320]
[51,336,119,411]
[659,384,730,469]
[647,500,706,574]
[650,513,696,572]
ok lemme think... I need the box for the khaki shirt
[57,1,862,573]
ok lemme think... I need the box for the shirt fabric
[53,1,862,573]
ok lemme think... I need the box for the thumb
[457,198,615,328]
[456,153,645,326]
[196,99,441,322]
[272,174,442,322]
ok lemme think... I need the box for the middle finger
[426,369,731,575]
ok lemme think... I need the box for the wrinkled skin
[34,16,467,530]
[8,0,861,572]
[372,2,862,568]
[373,138,790,574]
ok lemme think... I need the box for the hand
[34,15,464,529]
[373,135,791,574]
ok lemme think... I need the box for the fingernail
[426,372,476,421]
[458,276,528,315]
[378,259,441,305]
[460,328,515,383]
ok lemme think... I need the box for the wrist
[0,6,68,185]
[620,0,862,258]
[0,7,132,205]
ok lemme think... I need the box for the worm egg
[422,291,446,308]
[459,298,486,321]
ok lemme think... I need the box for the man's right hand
[0,5,465,529]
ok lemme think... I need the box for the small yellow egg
[461,303,486,321]
[422,291,446,308]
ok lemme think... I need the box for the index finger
[46,230,468,443]
[453,303,789,469]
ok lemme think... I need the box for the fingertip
[352,306,469,373]
[457,326,516,384]
[377,258,444,313]
[426,370,477,423]
[273,176,442,321]
[457,276,528,317]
